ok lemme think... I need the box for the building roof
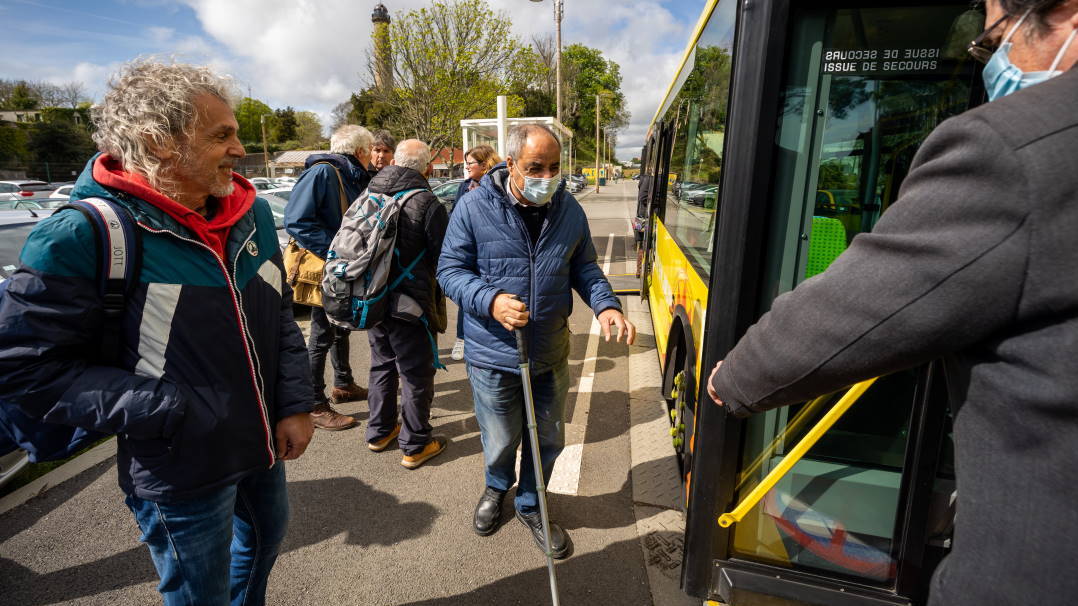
[431,148,464,167]
[272,150,328,165]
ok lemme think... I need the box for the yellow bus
[637,1,984,603]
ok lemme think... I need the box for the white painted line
[549,232,616,495]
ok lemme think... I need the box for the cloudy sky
[1,0,705,160]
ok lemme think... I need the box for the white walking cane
[513,321,561,606]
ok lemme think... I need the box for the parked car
[259,188,293,250]
[0,199,46,211]
[272,177,297,187]
[0,208,55,488]
[248,177,278,192]
[0,180,55,202]
[565,177,585,193]
[50,184,74,199]
[431,178,465,214]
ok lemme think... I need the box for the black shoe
[473,487,506,536]
[515,509,572,559]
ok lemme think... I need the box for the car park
[259,188,293,249]
[0,208,55,489]
[0,180,55,203]
[431,178,464,214]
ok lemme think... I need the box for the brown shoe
[330,383,369,404]
[367,424,402,452]
[401,436,447,470]
[310,403,359,431]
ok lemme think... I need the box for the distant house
[431,148,464,179]
[0,110,43,124]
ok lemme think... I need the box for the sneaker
[330,383,369,404]
[401,436,447,470]
[310,403,359,431]
[368,423,402,452]
[451,338,465,361]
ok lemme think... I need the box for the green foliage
[27,120,96,165]
[368,0,540,151]
[0,124,31,164]
[557,44,629,161]
[295,111,325,148]
[272,106,298,143]
[6,82,39,111]
[235,97,275,144]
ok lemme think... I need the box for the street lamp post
[530,0,564,124]
[260,114,271,178]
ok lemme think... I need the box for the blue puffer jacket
[437,164,620,374]
[0,155,313,502]
[285,153,371,257]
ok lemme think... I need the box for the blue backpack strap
[419,316,447,371]
[57,198,141,365]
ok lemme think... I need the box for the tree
[234,98,275,144]
[368,0,539,152]
[59,82,88,109]
[6,81,39,110]
[272,106,298,143]
[295,111,325,148]
[560,44,630,163]
[27,119,96,165]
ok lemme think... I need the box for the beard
[209,178,234,199]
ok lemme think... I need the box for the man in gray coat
[708,1,1078,605]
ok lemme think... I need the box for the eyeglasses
[968,14,1009,63]
[465,160,480,167]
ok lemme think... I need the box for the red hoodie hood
[93,154,256,259]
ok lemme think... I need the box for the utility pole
[555,0,563,125]
[260,114,270,178]
[594,92,600,193]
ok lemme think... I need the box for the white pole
[497,95,508,158]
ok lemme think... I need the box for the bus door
[716,4,980,605]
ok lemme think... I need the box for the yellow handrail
[717,378,879,528]
[734,391,834,491]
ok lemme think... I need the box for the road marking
[548,232,616,495]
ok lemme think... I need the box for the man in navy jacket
[285,124,373,430]
[0,60,313,605]
[438,125,635,558]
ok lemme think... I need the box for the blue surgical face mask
[512,163,560,206]
[983,10,1078,102]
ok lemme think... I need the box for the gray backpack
[322,188,425,330]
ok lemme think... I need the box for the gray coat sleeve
[711,113,1031,416]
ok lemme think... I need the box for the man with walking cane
[437,124,635,559]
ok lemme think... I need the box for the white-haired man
[364,139,449,469]
[285,124,373,430]
[0,60,314,605]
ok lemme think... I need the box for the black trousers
[307,306,353,404]
[366,318,435,454]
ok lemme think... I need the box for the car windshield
[21,183,52,192]
[434,182,459,197]
[0,200,43,210]
[0,223,36,280]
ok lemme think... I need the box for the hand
[490,293,529,331]
[597,308,636,345]
[275,412,314,460]
[707,361,724,406]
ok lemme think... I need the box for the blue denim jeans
[125,463,289,606]
[467,361,569,514]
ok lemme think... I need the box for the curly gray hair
[330,124,374,156]
[92,59,236,190]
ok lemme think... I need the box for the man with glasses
[705,1,1078,605]
[438,124,635,558]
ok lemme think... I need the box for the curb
[626,294,700,606]
[0,438,117,516]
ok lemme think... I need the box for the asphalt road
[0,181,689,605]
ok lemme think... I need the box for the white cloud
[175,0,697,152]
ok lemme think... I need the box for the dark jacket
[710,69,1078,606]
[0,154,313,502]
[455,177,478,207]
[437,163,620,374]
[285,153,371,257]
[369,165,449,333]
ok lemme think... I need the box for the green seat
[805,216,847,279]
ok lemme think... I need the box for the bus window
[731,4,978,587]
[660,0,736,280]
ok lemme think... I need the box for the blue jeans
[125,463,289,606]
[468,361,569,514]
